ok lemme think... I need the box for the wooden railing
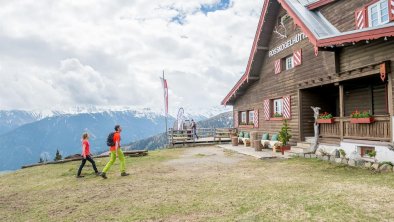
[168,128,236,145]
[319,116,391,141]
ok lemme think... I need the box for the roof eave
[221,0,270,106]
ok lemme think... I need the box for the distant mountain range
[0,107,231,171]
[0,110,176,171]
[127,111,233,150]
[0,110,47,135]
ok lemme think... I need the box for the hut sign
[269,32,307,57]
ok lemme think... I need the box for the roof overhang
[221,0,280,105]
[306,0,336,10]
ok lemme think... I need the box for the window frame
[285,56,294,70]
[240,111,247,125]
[368,0,389,27]
[359,146,375,157]
[248,111,255,125]
[273,98,284,117]
[238,110,256,127]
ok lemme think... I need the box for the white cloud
[0,0,263,115]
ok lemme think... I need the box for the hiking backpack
[106,132,116,146]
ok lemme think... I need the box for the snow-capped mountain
[0,110,52,135]
[177,105,232,119]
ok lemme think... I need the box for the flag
[160,77,168,115]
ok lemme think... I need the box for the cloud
[0,0,263,115]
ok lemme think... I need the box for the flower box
[317,118,334,124]
[350,117,375,124]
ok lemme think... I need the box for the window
[273,99,283,117]
[241,111,247,124]
[248,111,254,125]
[285,56,294,70]
[359,146,375,157]
[368,0,389,27]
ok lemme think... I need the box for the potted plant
[368,150,376,158]
[350,110,374,124]
[278,119,292,154]
[317,112,334,124]
[339,149,346,158]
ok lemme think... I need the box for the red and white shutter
[254,109,259,128]
[274,59,281,74]
[282,96,291,119]
[390,0,394,21]
[355,8,367,30]
[234,111,238,128]
[264,99,270,120]
[293,49,302,67]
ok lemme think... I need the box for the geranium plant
[351,110,372,118]
[273,112,283,118]
[318,112,333,119]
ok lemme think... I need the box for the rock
[341,158,348,165]
[379,164,393,173]
[372,163,380,170]
[348,159,356,167]
[335,158,342,164]
[357,159,366,167]
[310,154,317,158]
[330,156,336,163]
[364,162,372,168]
[323,156,329,161]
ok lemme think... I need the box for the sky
[0,0,263,116]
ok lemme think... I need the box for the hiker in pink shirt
[77,132,100,178]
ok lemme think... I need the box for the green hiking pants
[102,149,126,173]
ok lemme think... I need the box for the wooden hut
[222,0,394,161]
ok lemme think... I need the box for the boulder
[348,159,356,167]
[364,162,372,168]
[354,159,365,167]
[379,164,393,173]
[341,158,348,165]
[310,154,317,158]
[372,163,380,170]
[335,158,342,164]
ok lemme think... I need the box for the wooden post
[298,89,303,141]
[339,84,344,140]
[387,72,393,142]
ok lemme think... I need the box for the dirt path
[164,146,244,170]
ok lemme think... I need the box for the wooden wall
[340,39,394,116]
[320,0,373,32]
[343,80,387,116]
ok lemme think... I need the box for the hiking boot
[121,172,130,177]
[76,175,84,178]
[100,172,107,179]
[95,172,101,176]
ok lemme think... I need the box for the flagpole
[163,70,168,147]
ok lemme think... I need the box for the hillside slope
[1,147,394,221]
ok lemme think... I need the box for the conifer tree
[54,149,62,161]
